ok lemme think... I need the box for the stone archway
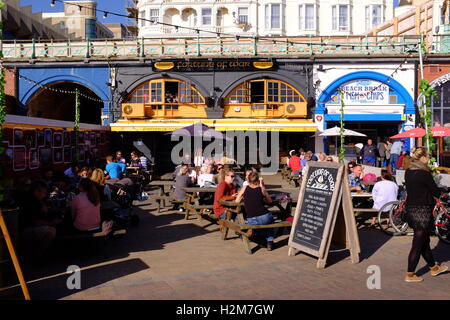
[27,82,103,125]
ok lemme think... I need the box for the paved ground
[1,174,450,300]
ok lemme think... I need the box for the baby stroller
[106,178,141,228]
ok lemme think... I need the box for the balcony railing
[0,35,425,60]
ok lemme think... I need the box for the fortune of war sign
[288,161,360,269]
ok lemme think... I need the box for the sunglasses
[228,175,235,178]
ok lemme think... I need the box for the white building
[134,0,394,38]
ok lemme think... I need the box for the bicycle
[377,192,450,244]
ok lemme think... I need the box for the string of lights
[50,0,420,49]
[3,68,109,103]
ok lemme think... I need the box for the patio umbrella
[165,122,227,139]
[390,127,426,139]
[318,126,367,137]
[431,126,450,166]
[318,126,366,156]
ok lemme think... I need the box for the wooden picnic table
[218,200,292,254]
[148,180,175,211]
[182,187,217,220]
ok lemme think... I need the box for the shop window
[127,79,205,105]
[251,82,265,103]
[226,80,304,105]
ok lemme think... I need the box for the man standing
[377,139,387,167]
[390,139,403,174]
[360,139,379,167]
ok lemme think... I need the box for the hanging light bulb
[50,0,55,7]
[103,11,108,19]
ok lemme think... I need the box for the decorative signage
[340,80,390,105]
[288,162,360,268]
[152,59,276,72]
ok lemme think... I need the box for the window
[238,7,249,25]
[127,80,204,105]
[225,80,305,104]
[150,9,159,24]
[332,5,349,31]
[139,10,146,27]
[299,4,316,30]
[265,4,281,29]
[202,8,212,25]
[365,5,383,31]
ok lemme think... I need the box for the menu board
[288,161,359,269]
[292,166,339,251]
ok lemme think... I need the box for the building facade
[313,61,416,155]
[134,0,394,38]
[42,1,114,39]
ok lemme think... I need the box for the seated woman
[90,168,112,202]
[213,170,237,219]
[198,165,214,187]
[173,166,193,211]
[371,169,398,226]
[19,180,61,260]
[236,172,275,251]
[70,178,101,233]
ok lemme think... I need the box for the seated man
[348,164,365,192]
[105,155,126,180]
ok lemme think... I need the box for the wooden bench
[219,218,292,254]
[57,229,127,257]
[151,196,183,213]
[183,203,214,220]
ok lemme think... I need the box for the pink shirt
[71,192,101,231]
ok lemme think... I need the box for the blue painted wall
[18,67,112,124]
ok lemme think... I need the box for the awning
[110,119,317,132]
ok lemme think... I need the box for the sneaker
[267,240,273,251]
[430,264,448,276]
[405,273,423,282]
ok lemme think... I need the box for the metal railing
[0,35,424,60]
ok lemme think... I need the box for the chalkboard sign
[292,165,340,251]
[288,161,360,269]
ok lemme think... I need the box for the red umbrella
[431,126,450,138]
[390,127,426,139]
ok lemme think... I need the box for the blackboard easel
[0,210,30,300]
[287,162,360,269]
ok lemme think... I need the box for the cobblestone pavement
[2,174,450,300]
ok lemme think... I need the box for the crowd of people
[4,150,150,262]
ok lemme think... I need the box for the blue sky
[20,0,130,24]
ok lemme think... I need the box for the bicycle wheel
[435,210,450,245]
[378,201,401,236]
[388,201,410,235]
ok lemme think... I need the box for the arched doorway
[27,82,103,125]
[181,8,198,28]
[122,78,207,119]
[223,79,307,118]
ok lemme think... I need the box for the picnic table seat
[183,202,214,220]
[57,228,126,257]
[151,195,183,213]
[219,217,292,254]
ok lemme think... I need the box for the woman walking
[404,147,448,282]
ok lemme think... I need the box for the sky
[20,0,130,25]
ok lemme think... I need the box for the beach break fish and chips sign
[340,80,390,105]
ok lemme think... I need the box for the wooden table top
[219,200,243,207]
[350,192,372,198]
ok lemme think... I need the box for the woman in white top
[371,169,398,226]
[197,166,214,187]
